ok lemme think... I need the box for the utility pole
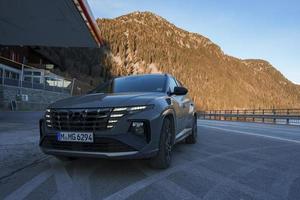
[20,56,26,95]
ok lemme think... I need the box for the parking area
[0,112,300,200]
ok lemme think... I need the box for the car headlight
[45,109,53,128]
[107,105,153,129]
[113,105,153,114]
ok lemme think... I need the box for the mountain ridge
[35,11,300,110]
[95,11,300,109]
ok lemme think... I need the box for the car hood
[49,92,164,109]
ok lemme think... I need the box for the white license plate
[57,132,94,143]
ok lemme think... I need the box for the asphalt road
[0,112,300,200]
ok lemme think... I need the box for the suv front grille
[46,108,112,131]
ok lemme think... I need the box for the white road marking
[50,159,82,200]
[157,179,198,200]
[103,162,197,200]
[199,124,300,144]
[4,158,96,200]
[4,170,52,200]
[198,120,300,133]
[133,163,197,199]
[201,123,300,136]
[103,140,288,200]
[104,173,171,200]
[72,159,99,200]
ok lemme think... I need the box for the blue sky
[87,0,300,84]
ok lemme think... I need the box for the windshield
[91,75,166,93]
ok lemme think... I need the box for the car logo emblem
[80,109,88,120]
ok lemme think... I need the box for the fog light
[130,122,145,136]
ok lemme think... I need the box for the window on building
[4,70,20,80]
[33,77,41,84]
[33,71,41,76]
[11,72,19,80]
[23,70,44,84]
[24,71,32,75]
[24,76,32,82]
[5,70,10,78]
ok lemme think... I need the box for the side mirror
[173,86,188,95]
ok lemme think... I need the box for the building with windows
[0,55,73,110]
[0,0,102,110]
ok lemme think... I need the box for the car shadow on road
[48,145,186,199]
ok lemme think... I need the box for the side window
[168,77,178,93]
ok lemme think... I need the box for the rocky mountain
[38,11,300,110]
[95,11,300,110]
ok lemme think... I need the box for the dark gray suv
[39,74,197,168]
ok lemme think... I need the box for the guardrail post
[31,72,33,89]
[221,110,223,120]
[43,76,46,90]
[1,64,4,85]
[71,78,75,96]
[20,64,24,92]
[287,109,290,125]
[237,110,239,121]
[61,79,64,93]
[252,110,255,122]
[262,109,265,123]
[209,111,211,120]
[273,109,276,124]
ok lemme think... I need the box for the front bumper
[40,147,157,159]
[39,107,164,159]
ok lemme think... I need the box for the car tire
[54,156,76,161]
[149,117,173,169]
[185,117,197,144]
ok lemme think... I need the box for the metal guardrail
[198,109,300,125]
